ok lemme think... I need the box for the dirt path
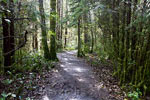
[42,51,113,100]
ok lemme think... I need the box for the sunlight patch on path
[43,51,109,100]
[74,67,85,72]
[70,98,79,100]
[43,95,49,100]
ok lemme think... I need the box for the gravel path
[42,51,111,100]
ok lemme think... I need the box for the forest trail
[42,51,111,100]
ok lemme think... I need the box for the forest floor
[32,51,125,100]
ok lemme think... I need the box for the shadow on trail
[42,51,111,100]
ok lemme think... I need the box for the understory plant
[128,89,142,100]
[0,51,54,100]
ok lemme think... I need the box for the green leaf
[0,97,5,100]
[13,0,18,3]
[2,0,7,3]
[48,30,56,36]
[2,79,13,85]
[144,85,147,91]
[26,97,31,100]
[1,92,7,98]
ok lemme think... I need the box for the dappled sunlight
[53,70,62,78]
[70,98,79,100]
[64,58,69,61]
[60,64,65,67]
[95,82,105,90]
[53,69,58,73]
[77,78,86,82]
[43,95,49,100]
[63,66,87,73]
[72,73,80,77]
[67,62,72,65]
[64,68,69,71]
[74,67,86,72]
[46,51,109,100]
[66,50,77,55]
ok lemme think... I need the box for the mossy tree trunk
[50,0,57,60]
[64,0,68,48]
[60,0,64,48]
[89,13,94,53]
[39,0,50,59]
[83,14,89,53]
[56,0,62,49]
[90,28,94,53]
[77,18,82,57]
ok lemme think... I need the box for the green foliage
[0,92,16,100]
[2,79,13,85]
[0,0,18,3]
[65,47,76,51]
[68,0,90,27]
[0,51,54,100]
[26,97,33,100]
[90,0,150,96]
[83,45,90,53]
[48,30,56,36]
[12,51,52,73]
[128,89,142,100]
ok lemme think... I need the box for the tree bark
[2,0,15,72]
[9,0,15,64]
[90,28,94,53]
[64,0,68,48]
[83,14,89,52]
[60,0,63,48]
[77,18,81,57]
[2,17,12,68]
[39,0,50,59]
[50,0,57,60]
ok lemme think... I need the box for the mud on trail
[36,51,123,100]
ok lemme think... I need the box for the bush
[12,51,53,74]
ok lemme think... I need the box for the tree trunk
[116,0,120,57]
[60,0,63,48]
[9,0,15,64]
[90,28,94,53]
[39,0,50,59]
[2,16,12,69]
[2,0,15,72]
[83,14,89,52]
[89,14,94,53]
[50,0,57,60]
[64,0,68,48]
[64,27,67,48]
[35,25,38,50]
[56,0,61,49]
[35,33,38,50]
[77,18,81,57]
[125,0,131,68]
[126,0,131,50]
[131,0,137,61]
[32,33,35,49]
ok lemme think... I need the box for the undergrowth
[0,51,55,100]
[85,53,144,100]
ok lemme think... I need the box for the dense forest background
[0,0,150,99]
